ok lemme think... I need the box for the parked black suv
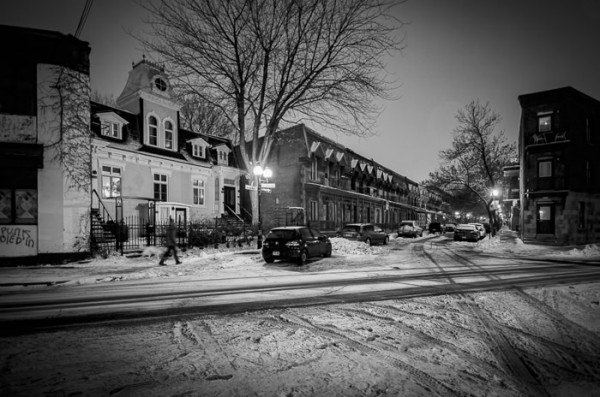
[262,226,332,265]
[428,222,443,234]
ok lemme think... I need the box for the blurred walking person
[159,217,182,265]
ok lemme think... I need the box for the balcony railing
[527,130,568,145]
[529,176,566,191]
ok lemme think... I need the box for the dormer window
[188,137,210,160]
[148,115,158,146]
[164,120,174,149]
[192,144,205,158]
[97,112,128,140]
[215,145,231,166]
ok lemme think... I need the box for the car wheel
[383,236,389,245]
[365,237,372,246]
[324,245,332,258]
[263,256,274,263]
[298,249,309,266]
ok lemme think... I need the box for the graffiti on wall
[0,225,37,257]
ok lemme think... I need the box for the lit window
[193,179,205,205]
[192,144,205,158]
[148,116,158,146]
[154,173,168,201]
[164,120,174,149]
[101,166,121,198]
[538,115,551,132]
[538,160,552,178]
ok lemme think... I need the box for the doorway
[536,203,555,234]
[223,186,236,216]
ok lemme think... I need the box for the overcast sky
[2,0,599,183]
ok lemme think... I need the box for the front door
[223,186,236,215]
[536,203,555,234]
[175,208,186,226]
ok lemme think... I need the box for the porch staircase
[90,190,117,254]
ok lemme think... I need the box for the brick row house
[518,87,600,245]
[249,124,449,234]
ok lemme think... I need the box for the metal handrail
[91,189,114,224]
[224,203,245,223]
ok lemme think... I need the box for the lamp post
[253,165,273,249]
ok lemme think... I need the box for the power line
[74,0,94,38]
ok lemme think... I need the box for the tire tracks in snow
[418,241,551,396]
[274,310,465,396]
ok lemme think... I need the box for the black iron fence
[93,216,259,255]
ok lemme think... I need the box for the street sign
[261,183,276,189]
[245,184,258,191]
[261,188,272,193]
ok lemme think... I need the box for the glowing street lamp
[253,165,273,248]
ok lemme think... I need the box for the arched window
[148,115,158,146]
[164,120,174,149]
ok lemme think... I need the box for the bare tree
[425,100,516,235]
[40,66,92,192]
[91,89,117,107]
[137,0,402,224]
[177,92,236,138]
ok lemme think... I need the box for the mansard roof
[90,100,239,167]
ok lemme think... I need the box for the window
[0,188,38,225]
[538,160,552,178]
[154,173,168,201]
[192,144,205,158]
[97,112,128,139]
[309,200,318,221]
[101,121,121,138]
[164,120,174,149]
[154,77,167,91]
[193,179,205,205]
[217,150,229,165]
[148,115,158,146]
[101,166,121,198]
[310,158,318,180]
[538,115,551,132]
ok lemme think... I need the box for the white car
[469,223,486,240]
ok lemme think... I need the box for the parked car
[262,226,332,265]
[340,223,389,246]
[397,220,423,238]
[444,223,457,232]
[469,223,487,240]
[453,224,480,242]
[428,222,443,234]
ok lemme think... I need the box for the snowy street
[1,230,600,396]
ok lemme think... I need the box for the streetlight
[253,164,273,249]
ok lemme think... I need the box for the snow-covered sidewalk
[0,230,598,289]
